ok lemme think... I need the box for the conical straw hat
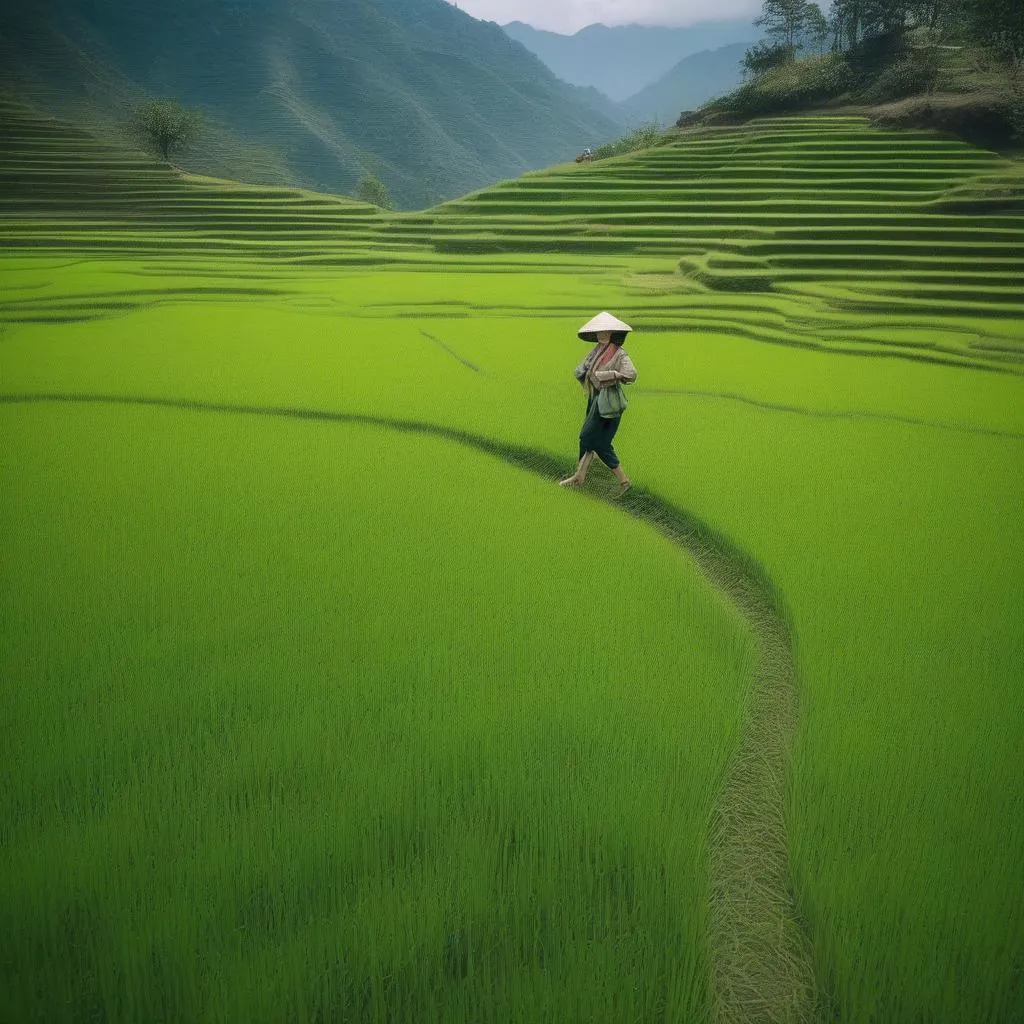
[577,310,632,342]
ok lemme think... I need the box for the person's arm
[615,352,637,385]
[593,352,637,385]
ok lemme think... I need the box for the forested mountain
[501,19,759,102]
[615,43,751,124]
[0,0,622,209]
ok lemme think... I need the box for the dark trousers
[579,390,622,469]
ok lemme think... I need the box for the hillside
[694,36,1024,152]
[0,0,622,210]
[502,19,759,102]
[2,94,1022,374]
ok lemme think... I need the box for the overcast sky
[445,0,763,34]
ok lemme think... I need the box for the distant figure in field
[576,147,593,162]
[559,311,637,495]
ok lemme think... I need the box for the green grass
[1,100,1023,1023]
[1,399,756,1024]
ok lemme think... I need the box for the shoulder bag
[597,381,628,418]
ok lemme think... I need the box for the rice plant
[1,96,1023,1022]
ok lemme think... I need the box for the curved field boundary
[0,391,818,1023]
[641,386,1024,442]
[419,329,483,373]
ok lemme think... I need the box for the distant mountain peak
[501,17,758,102]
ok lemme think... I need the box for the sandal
[616,479,632,497]
[558,475,581,487]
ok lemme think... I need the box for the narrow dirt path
[607,478,819,1024]
[2,391,820,1021]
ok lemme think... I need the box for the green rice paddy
[1,94,1022,1023]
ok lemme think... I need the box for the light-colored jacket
[575,345,638,397]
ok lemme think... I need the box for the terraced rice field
[3,95,1023,372]
[2,94,1023,1024]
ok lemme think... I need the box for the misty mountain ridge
[616,43,751,125]
[501,19,759,102]
[0,0,623,209]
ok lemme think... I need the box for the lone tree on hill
[355,173,393,209]
[755,0,817,51]
[805,4,831,53]
[132,99,202,161]
[745,0,825,71]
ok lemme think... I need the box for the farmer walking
[559,311,637,495]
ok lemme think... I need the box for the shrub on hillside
[1009,99,1024,142]
[592,121,664,160]
[845,29,910,80]
[742,41,796,78]
[1009,72,1024,141]
[711,54,853,116]
[871,93,1022,149]
[964,0,1024,74]
[355,173,393,209]
[863,48,941,102]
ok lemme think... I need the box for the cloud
[446,0,762,34]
